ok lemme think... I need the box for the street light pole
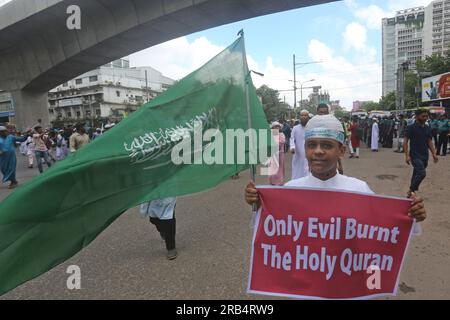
[299,79,315,111]
[292,56,322,108]
[293,54,297,108]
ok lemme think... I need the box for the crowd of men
[268,104,450,200]
[0,122,116,189]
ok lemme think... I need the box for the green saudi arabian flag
[0,35,271,295]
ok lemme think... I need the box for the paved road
[1,143,449,299]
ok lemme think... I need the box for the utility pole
[293,54,297,108]
[396,61,409,111]
[292,56,322,109]
[145,70,149,102]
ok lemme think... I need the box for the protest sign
[248,186,415,299]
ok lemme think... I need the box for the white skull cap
[305,114,345,144]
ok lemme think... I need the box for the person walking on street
[33,126,53,174]
[290,110,310,179]
[268,122,286,186]
[25,131,35,168]
[70,124,90,153]
[430,114,440,151]
[0,126,28,189]
[282,120,291,153]
[371,118,379,152]
[140,197,178,260]
[349,117,361,158]
[403,109,439,197]
[436,114,449,156]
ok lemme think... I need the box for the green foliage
[361,101,380,112]
[416,49,450,77]
[404,71,420,108]
[256,85,290,121]
[333,106,348,119]
[298,99,318,115]
[379,91,396,111]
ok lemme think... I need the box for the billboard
[422,71,450,102]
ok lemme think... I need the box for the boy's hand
[405,155,411,165]
[408,192,426,222]
[245,181,260,207]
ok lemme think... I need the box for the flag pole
[238,29,258,222]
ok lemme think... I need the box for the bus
[368,110,391,118]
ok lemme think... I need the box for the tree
[297,99,317,115]
[333,106,348,119]
[256,85,290,121]
[404,71,420,109]
[361,101,380,112]
[416,50,450,77]
[379,91,396,111]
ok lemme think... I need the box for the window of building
[63,82,69,87]
[76,79,83,85]
[116,91,121,97]
[89,76,98,82]
[67,112,72,118]
[76,111,81,118]
[113,60,122,68]
[95,109,101,116]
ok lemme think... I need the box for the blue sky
[131,0,433,109]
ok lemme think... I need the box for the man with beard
[290,110,310,179]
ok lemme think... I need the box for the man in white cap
[371,118,379,152]
[289,110,310,179]
[245,115,427,222]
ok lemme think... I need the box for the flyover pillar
[11,90,49,131]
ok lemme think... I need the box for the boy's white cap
[305,115,345,144]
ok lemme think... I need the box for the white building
[48,57,174,121]
[423,0,450,57]
[382,7,425,96]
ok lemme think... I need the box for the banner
[0,35,271,296]
[248,187,415,300]
[422,72,450,102]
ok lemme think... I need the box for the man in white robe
[290,110,309,179]
[245,114,427,223]
[371,118,379,152]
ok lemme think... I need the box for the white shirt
[289,124,309,179]
[285,173,374,195]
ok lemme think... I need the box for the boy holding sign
[245,115,427,222]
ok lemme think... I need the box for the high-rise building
[382,7,425,96]
[423,0,450,57]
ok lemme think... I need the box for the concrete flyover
[0,0,338,129]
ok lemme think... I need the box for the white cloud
[353,5,390,30]
[130,37,225,80]
[306,39,381,109]
[343,23,367,51]
[130,36,381,111]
